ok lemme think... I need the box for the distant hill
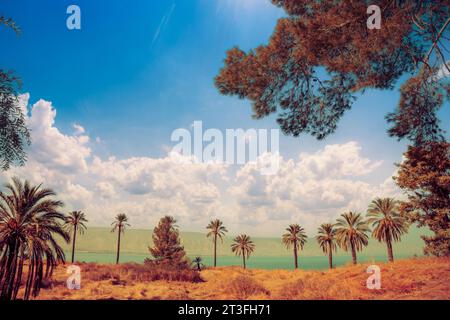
[61,226,428,257]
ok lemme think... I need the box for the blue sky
[0,0,448,234]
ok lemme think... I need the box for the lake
[69,251,417,270]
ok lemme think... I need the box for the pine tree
[396,142,450,257]
[147,216,189,269]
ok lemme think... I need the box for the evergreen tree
[396,142,449,256]
[147,216,189,269]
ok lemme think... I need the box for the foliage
[367,198,409,261]
[0,177,69,300]
[316,223,337,268]
[0,70,30,171]
[225,275,269,299]
[215,0,449,144]
[396,142,450,256]
[386,68,447,145]
[282,224,307,250]
[206,219,228,267]
[65,211,88,235]
[111,213,130,264]
[147,216,189,269]
[111,213,130,234]
[65,211,88,263]
[282,224,307,268]
[0,17,29,171]
[80,262,203,283]
[231,234,255,269]
[206,219,228,242]
[191,256,205,271]
[335,212,370,264]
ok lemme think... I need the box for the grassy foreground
[32,257,450,300]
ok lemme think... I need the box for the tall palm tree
[335,212,370,265]
[111,213,130,264]
[0,177,69,300]
[367,198,409,262]
[231,234,255,269]
[316,223,337,269]
[282,224,307,269]
[65,211,88,263]
[206,219,228,267]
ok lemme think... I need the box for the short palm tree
[206,219,228,267]
[335,212,370,265]
[282,224,307,269]
[367,198,409,262]
[65,211,88,263]
[111,213,130,264]
[191,256,204,271]
[231,234,255,269]
[316,223,337,269]
[0,177,69,300]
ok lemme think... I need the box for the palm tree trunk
[386,239,394,262]
[242,254,246,269]
[328,243,333,269]
[214,234,217,267]
[3,239,19,300]
[351,242,357,265]
[293,244,298,269]
[116,230,121,265]
[71,225,77,263]
[12,252,24,300]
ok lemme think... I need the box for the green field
[62,227,428,269]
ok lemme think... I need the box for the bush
[75,262,203,283]
[278,276,337,300]
[225,275,269,299]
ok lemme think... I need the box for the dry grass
[224,274,270,299]
[79,263,203,283]
[30,257,450,300]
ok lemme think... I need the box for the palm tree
[191,256,204,271]
[231,234,255,269]
[335,212,370,265]
[206,219,228,267]
[0,177,69,300]
[65,211,88,263]
[282,224,307,269]
[111,213,130,264]
[367,198,409,262]
[316,223,337,269]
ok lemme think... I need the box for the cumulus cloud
[0,94,402,236]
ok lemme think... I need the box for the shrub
[225,275,269,299]
[75,262,203,283]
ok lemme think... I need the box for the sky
[0,0,449,236]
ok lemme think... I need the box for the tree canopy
[0,17,30,171]
[215,0,449,144]
[148,216,189,268]
[396,142,449,257]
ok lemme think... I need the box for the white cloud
[0,94,402,236]
[25,97,91,174]
[73,123,85,135]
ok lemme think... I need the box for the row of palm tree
[206,198,408,270]
[64,211,130,265]
[0,177,131,300]
[0,177,409,299]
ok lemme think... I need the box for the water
[69,251,415,270]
